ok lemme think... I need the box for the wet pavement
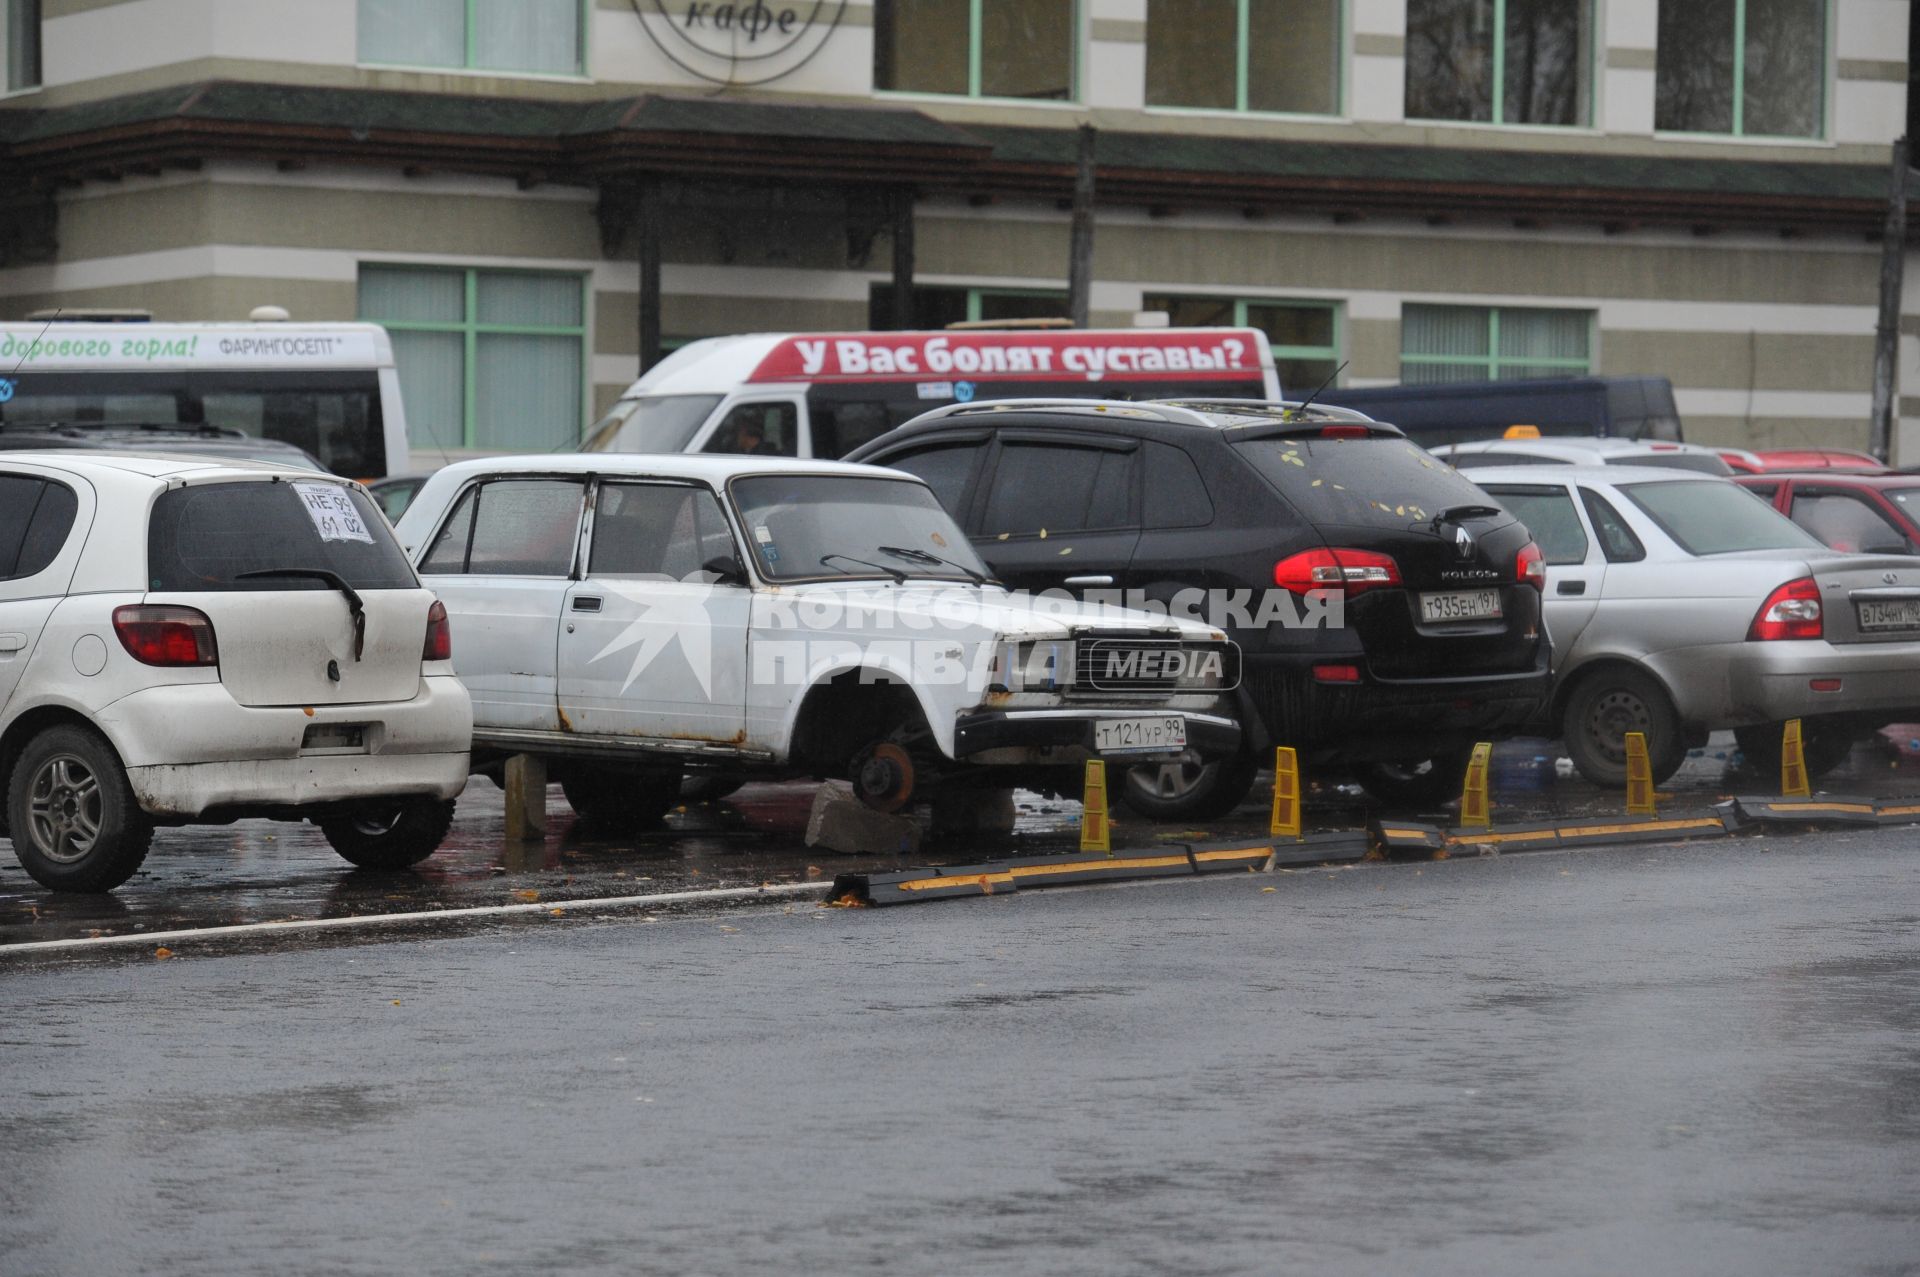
[1,825,1915,1275]
[4,732,1920,948]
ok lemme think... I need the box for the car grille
[1074,637,1188,694]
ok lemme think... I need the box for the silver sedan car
[1468,464,1920,785]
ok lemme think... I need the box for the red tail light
[1748,577,1822,641]
[1312,663,1362,683]
[1319,425,1370,439]
[1274,548,1401,595]
[423,600,452,662]
[113,605,218,667]
[1516,541,1545,589]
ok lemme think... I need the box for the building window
[1144,296,1340,393]
[1655,0,1825,138]
[1405,0,1591,126]
[1401,305,1590,383]
[869,285,1070,330]
[4,0,40,92]
[359,266,585,451]
[357,0,583,75]
[1145,0,1341,115]
[873,0,1075,100]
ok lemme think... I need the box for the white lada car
[0,453,472,893]
[392,455,1242,827]
[1471,464,1920,785]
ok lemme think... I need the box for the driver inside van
[706,406,795,457]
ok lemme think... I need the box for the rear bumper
[95,675,473,817]
[1650,640,1920,727]
[952,709,1241,763]
[1240,651,1553,762]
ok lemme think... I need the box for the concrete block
[805,780,923,856]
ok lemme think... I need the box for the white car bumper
[95,675,472,818]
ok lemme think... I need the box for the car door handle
[0,633,23,653]
[571,596,602,613]
[1556,579,1586,596]
[1063,575,1115,587]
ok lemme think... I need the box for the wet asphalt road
[2,826,1916,1276]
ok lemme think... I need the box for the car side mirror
[702,553,747,584]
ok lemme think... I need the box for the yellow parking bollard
[1624,731,1657,815]
[1458,742,1493,830]
[1080,759,1111,854]
[1270,746,1302,840]
[1780,718,1811,798]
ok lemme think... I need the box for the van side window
[810,401,893,459]
[421,479,586,577]
[1579,488,1646,563]
[704,402,798,457]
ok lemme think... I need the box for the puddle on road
[4,734,1918,947]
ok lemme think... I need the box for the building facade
[0,0,1913,459]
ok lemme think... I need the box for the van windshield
[580,395,723,454]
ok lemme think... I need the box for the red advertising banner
[747,329,1269,384]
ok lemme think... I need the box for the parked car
[0,421,328,471]
[1316,375,1683,446]
[1433,436,1740,475]
[848,399,1552,811]
[391,454,1243,825]
[1721,447,1892,475]
[367,473,429,521]
[1734,472,1920,555]
[1471,464,1920,784]
[0,453,472,892]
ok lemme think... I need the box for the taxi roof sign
[1503,424,1543,439]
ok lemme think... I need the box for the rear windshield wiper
[237,568,367,660]
[877,544,988,585]
[1431,504,1504,528]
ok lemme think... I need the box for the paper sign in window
[293,481,375,544]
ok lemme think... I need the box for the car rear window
[1484,485,1588,564]
[1603,453,1733,476]
[1234,437,1494,528]
[1619,480,1822,557]
[148,480,417,591]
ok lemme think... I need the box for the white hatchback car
[0,453,472,893]
[392,455,1242,825]
[1471,464,1920,784]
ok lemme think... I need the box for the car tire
[680,772,746,804]
[560,767,679,831]
[1563,669,1686,787]
[1119,751,1260,821]
[319,797,455,871]
[1353,750,1476,810]
[6,724,154,894]
[1735,721,1856,783]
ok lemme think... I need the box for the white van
[582,328,1281,460]
[0,320,410,477]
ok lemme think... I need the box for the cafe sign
[631,0,849,86]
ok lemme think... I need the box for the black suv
[850,399,1552,814]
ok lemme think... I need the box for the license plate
[301,723,368,752]
[1094,716,1187,755]
[1420,589,1503,623]
[1858,599,1920,632]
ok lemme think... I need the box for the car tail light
[1748,577,1822,641]
[112,605,218,667]
[1516,541,1545,589]
[423,600,452,662]
[1274,548,1401,595]
[1312,663,1362,683]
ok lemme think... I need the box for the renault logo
[1455,526,1476,559]
[1885,572,1900,585]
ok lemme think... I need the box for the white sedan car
[1470,464,1920,785]
[392,455,1242,825]
[0,453,472,892]
[1434,436,1746,475]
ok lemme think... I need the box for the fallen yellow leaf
[514,889,540,902]
[153,947,173,960]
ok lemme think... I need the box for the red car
[1735,471,1920,555]
[1721,447,1893,474]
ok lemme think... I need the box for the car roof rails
[906,399,1219,428]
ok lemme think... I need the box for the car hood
[778,579,1228,643]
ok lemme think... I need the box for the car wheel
[6,724,153,894]
[319,797,455,871]
[560,768,680,831]
[1119,751,1259,821]
[1735,721,1856,783]
[1564,669,1685,787]
[1352,750,1475,810]
[680,772,746,803]
[849,740,918,813]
